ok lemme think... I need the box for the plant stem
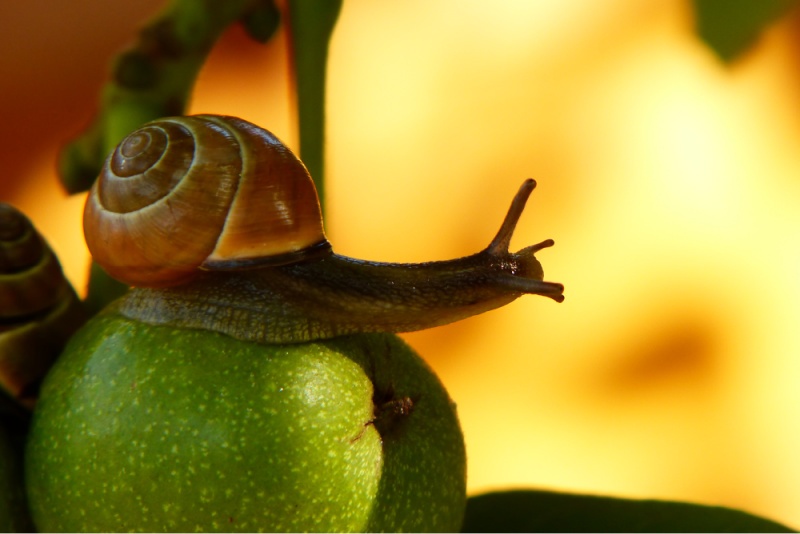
[286,0,343,215]
[59,0,280,194]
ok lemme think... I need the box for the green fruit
[25,311,466,532]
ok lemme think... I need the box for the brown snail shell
[0,205,66,318]
[84,115,331,288]
[0,204,87,408]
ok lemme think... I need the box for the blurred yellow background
[3,0,800,527]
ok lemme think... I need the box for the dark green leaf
[693,0,799,61]
[462,489,795,533]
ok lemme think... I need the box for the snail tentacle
[478,178,564,301]
[485,178,536,255]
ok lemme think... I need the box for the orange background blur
[3,0,800,527]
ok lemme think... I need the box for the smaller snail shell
[0,204,87,408]
[0,204,66,318]
[84,115,331,288]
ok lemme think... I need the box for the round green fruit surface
[25,311,466,532]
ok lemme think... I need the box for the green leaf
[693,0,799,62]
[462,489,795,533]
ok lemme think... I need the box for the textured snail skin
[117,233,561,344]
[0,204,87,407]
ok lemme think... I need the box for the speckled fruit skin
[25,311,466,532]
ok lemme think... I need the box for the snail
[0,204,87,408]
[84,114,564,343]
[27,115,564,531]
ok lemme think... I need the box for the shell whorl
[84,115,331,288]
[0,204,87,408]
[0,204,67,318]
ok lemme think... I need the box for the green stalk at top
[59,0,280,195]
[287,0,343,215]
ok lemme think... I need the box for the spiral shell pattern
[84,115,330,287]
[0,204,87,407]
[0,204,66,318]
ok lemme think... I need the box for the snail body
[84,114,563,343]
